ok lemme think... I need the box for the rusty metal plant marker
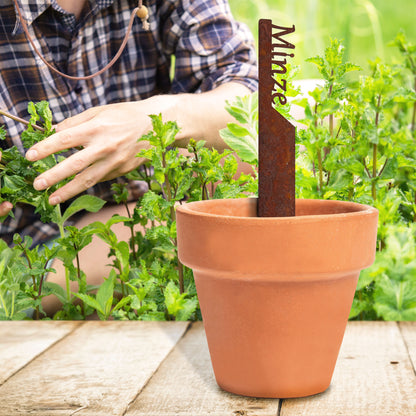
[258,19,296,217]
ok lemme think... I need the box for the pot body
[176,198,378,398]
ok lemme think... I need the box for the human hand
[0,151,13,217]
[0,201,13,217]
[25,96,179,205]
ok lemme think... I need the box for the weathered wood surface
[0,321,189,416]
[280,322,416,416]
[0,321,414,416]
[125,321,278,416]
[0,321,80,386]
[400,321,416,371]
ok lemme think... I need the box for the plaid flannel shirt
[0,0,258,247]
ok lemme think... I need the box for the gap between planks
[279,321,416,416]
[399,321,416,376]
[0,320,83,386]
[125,321,280,416]
[0,321,190,416]
[121,321,193,416]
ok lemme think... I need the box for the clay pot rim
[176,197,377,222]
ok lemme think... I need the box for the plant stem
[56,204,72,302]
[397,281,404,311]
[0,291,9,319]
[178,259,185,294]
[405,52,416,132]
[372,143,377,201]
[125,202,137,262]
[160,150,185,293]
[10,292,15,319]
[317,147,324,194]
[73,245,87,318]
[372,94,381,201]
[412,78,416,133]
[191,144,209,200]
[0,108,45,132]
[17,239,43,319]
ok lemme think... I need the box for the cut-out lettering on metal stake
[258,19,296,217]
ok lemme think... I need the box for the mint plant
[351,223,416,320]
[222,33,416,321]
[220,92,259,166]
[0,102,106,319]
[107,114,256,321]
[1,105,257,320]
[2,31,416,321]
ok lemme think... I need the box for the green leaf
[226,104,249,125]
[96,271,116,319]
[379,157,398,180]
[374,275,416,320]
[219,128,258,164]
[115,240,130,271]
[164,281,185,317]
[176,298,198,321]
[74,293,103,314]
[62,195,106,223]
[43,282,68,304]
[112,295,132,312]
[35,101,53,132]
[226,123,251,138]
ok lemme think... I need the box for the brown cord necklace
[12,0,149,81]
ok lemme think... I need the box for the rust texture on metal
[258,19,296,217]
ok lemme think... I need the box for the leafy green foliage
[297,34,416,320]
[351,224,416,320]
[222,34,416,321]
[220,93,259,165]
[2,31,416,321]
[0,103,108,319]
[0,105,256,320]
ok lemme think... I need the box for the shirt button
[74,85,83,94]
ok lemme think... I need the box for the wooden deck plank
[126,322,279,416]
[400,321,416,373]
[0,321,81,386]
[0,321,189,416]
[280,321,416,416]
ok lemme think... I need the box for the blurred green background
[228,0,416,78]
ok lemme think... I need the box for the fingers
[32,146,100,192]
[22,102,151,205]
[0,201,13,217]
[45,154,147,206]
[26,124,88,162]
[0,153,13,216]
[55,106,100,132]
[47,159,113,205]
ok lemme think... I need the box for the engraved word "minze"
[271,24,295,106]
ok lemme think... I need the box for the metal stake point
[258,19,296,217]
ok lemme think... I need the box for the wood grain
[0,321,414,416]
[126,321,280,416]
[0,321,189,416]
[0,321,80,386]
[280,321,416,416]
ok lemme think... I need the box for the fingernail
[34,178,47,190]
[26,149,38,161]
[49,196,61,205]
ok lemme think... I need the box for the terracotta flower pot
[176,198,378,398]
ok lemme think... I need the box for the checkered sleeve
[160,0,258,93]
